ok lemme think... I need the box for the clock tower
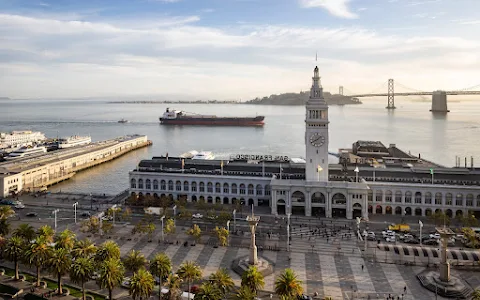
[305,66,329,182]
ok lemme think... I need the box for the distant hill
[0,97,10,100]
[245,91,361,106]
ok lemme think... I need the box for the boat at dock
[159,108,265,126]
[5,145,47,160]
[118,119,129,123]
[58,135,92,149]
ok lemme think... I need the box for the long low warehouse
[0,134,150,197]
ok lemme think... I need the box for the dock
[0,135,151,197]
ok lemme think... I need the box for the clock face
[309,133,325,147]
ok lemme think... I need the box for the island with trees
[245,91,362,106]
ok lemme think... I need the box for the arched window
[199,182,205,192]
[145,179,151,190]
[425,192,432,204]
[264,185,271,196]
[176,181,182,191]
[223,183,229,194]
[256,185,263,196]
[435,192,442,205]
[239,184,246,195]
[153,180,158,190]
[184,181,189,192]
[215,183,221,193]
[207,182,213,193]
[168,180,174,191]
[395,191,402,203]
[456,194,463,206]
[191,182,197,192]
[231,184,238,194]
[375,190,382,202]
[466,194,473,206]
[405,191,412,203]
[415,192,422,204]
[446,193,452,205]
[312,192,325,204]
[477,195,480,207]
[248,184,254,195]
[138,179,144,189]
[130,178,136,189]
[385,190,392,202]
[161,180,166,190]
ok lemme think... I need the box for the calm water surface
[1,98,479,194]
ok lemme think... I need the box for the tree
[95,240,121,262]
[37,225,55,243]
[146,223,156,241]
[55,229,76,250]
[177,261,202,300]
[209,268,234,297]
[73,238,97,259]
[187,224,202,243]
[13,223,36,242]
[98,258,125,300]
[129,268,155,300]
[25,236,52,286]
[102,222,114,234]
[472,289,480,300]
[429,211,450,226]
[121,207,132,221]
[233,286,256,300]
[241,266,264,295]
[149,253,172,300]
[213,227,229,247]
[0,205,15,220]
[164,218,176,235]
[166,274,183,300]
[70,257,94,300]
[124,250,147,273]
[0,219,11,236]
[4,236,24,280]
[274,268,303,299]
[49,248,71,294]
[194,282,221,300]
[462,227,479,248]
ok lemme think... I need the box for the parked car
[382,230,395,238]
[424,239,439,245]
[26,212,38,217]
[192,213,203,219]
[15,203,25,209]
[404,238,419,244]
[81,212,91,217]
[430,233,441,239]
[386,236,396,243]
[403,234,414,240]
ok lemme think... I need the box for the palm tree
[149,253,172,300]
[0,218,11,236]
[209,268,234,297]
[241,266,264,295]
[55,229,76,250]
[70,257,94,300]
[233,286,256,300]
[129,268,155,300]
[194,282,221,300]
[72,239,97,259]
[472,289,480,300]
[49,248,71,294]
[4,236,24,280]
[37,225,55,243]
[177,261,202,300]
[166,274,183,300]
[24,236,52,286]
[13,223,36,242]
[98,257,125,300]
[95,240,121,262]
[124,250,147,273]
[0,205,15,220]
[274,268,303,299]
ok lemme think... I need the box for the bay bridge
[341,79,480,112]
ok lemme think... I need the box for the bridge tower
[339,86,344,95]
[430,91,450,113]
[386,79,396,109]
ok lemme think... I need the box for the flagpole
[430,168,434,184]
[221,160,224,176]
[279,163,282,180]
[262,161,265,177]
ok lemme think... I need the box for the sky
[1,0,480,99]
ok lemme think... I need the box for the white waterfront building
[0,130,46,149]
[129,66,480,219]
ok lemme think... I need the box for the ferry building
[129,66,480,220]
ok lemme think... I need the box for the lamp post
[160,215,165,242]
[233,209,236,232]
[73,202,78,224]
[227,220,231,246]
[419,220,423,245]
[287,213,291,252]
[90,193,93,210]
[172,205,177,227]
[354,166,359,182]
[53,209,60,232]
[111,204,118,227]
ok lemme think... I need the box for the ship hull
[159,116,264,126]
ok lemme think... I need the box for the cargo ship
[159,108,265,126]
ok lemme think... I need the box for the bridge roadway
[348,91,480,98]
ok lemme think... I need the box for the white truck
[144,207,163,215]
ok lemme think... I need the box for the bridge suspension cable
[394,81,426,93]
[456,83,480,92]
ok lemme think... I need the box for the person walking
[361,264,364,271]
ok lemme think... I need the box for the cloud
[407,0,441,6]
[0,12,480,98]
[300,0,357,19]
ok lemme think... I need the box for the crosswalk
[73,226,436,299]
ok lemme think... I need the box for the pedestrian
[361,264,364,271]
[404,286,407,293]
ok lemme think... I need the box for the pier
[0,135,151,197]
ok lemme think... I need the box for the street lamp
[419,220,424,245]
[287,213,291,252]
[160,215,165,242]
[73,202,78,224]
[53,209,60,232]
[226,220,231,246]
[354,166,359,182]
[233,209,236,232]
[172,205,177,227]
[111,204,118,227]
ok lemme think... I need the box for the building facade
[128,66,480,219]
